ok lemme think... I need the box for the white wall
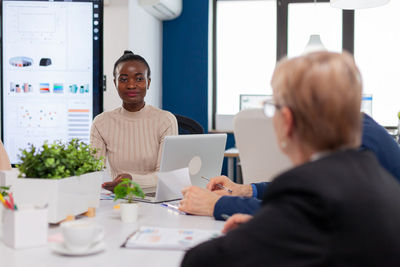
[104,0,162,111]
[128,0,163,108]
[103,0,129,111]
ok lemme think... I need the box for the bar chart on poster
[1,0,103,164]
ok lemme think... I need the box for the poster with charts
[1,0,103,164]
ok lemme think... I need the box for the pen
[0,194,7,208]
[9,193,16,211]
[4,199,13,210]
[221,214,231,220]
[121,229,139,248]
[201,176,233,194]
[161,202,187,215]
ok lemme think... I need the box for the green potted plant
[5,139,105,223]
[17,139,103,179]
[113,178,145,223]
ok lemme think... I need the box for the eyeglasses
[263,99,283,118]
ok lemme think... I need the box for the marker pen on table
[221,214,231,221]
[161,202,187,215]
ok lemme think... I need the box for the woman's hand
[179,186,221,216]
[222,214,253,234]
[102,173,132,192]
[206,176,253,197]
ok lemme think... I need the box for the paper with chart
[124,226,221,250]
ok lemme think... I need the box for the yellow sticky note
[113,204,120,210]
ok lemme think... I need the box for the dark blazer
[182,150,400,267]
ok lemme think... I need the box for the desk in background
[0,201,224,267]
[224,147,242,183]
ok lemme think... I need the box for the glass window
[215,0,276,130]
[354,1,400,126]
[288,2,342,58]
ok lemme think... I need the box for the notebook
[122,226,221,250]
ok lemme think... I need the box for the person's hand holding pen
[179,186,221,216]
[206,176,253,197]
[201,176,233,194]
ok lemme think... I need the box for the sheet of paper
[156,167,192,200]
[124,226,221,250]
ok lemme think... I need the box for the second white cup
[61,221,104,252]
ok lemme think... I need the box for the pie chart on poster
[9,56,33,67]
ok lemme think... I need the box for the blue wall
[162,0,209,131]
[163,1,236,176]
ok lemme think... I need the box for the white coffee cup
[61,221,104,252]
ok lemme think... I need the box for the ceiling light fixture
[302,0,327,55]
[330,0,390,10]
[303,34,327,55]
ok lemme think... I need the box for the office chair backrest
[174,114,204,135]
[234,109,292,184]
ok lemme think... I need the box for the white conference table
[0,200,224,267]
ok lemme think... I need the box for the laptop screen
[160,134,227,188]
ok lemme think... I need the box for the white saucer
[51,241,106,256]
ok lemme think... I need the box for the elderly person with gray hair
[181,52,400,267]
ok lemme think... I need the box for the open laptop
[135,134,227,203]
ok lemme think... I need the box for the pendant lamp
[330,0,390,9]
[302,34,327,55]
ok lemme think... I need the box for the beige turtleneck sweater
[90,104,178,188]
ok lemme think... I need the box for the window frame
[211,0,354,131]
[277,0,354,60]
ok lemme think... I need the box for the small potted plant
[113,178,145,223]
[2,139,105,223]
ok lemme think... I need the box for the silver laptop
[134,134,227,203]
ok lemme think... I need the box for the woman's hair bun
[123,50,134,55]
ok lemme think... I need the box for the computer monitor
[160,134,227,188]
[240,94,272,111]
[1,0,103,164]
[361,94,373,116]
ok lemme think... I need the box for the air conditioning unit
[139,0,182,21]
